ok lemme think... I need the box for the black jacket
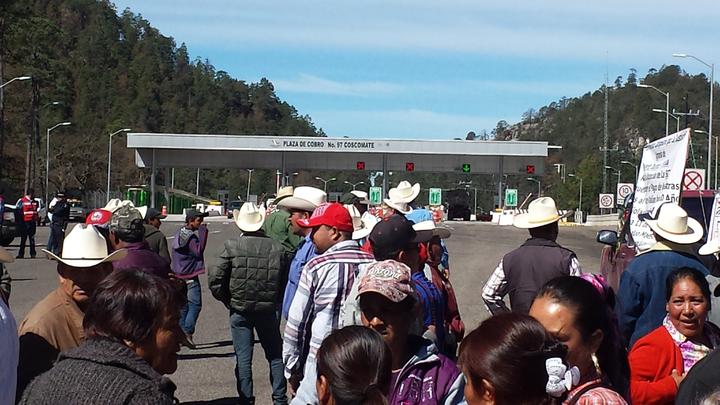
[209,231,285,313]
[19,337,176,405]
[49,201,70,225]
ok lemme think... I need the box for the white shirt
[0,298,18,405]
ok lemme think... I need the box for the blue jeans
[180,277,202,335]
[230,310,287,405]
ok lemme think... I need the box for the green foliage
[0,0,322,197]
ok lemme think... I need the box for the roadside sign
[505,188,518,207]
[369,186,382,205]
[599,193,615,209]
[682,168,706,191]
[429,188,442,206]
[616,183,634,205]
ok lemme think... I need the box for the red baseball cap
[85,209,112,227]
[298,203,354,232]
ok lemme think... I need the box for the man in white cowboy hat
[482,197,582,316]
[383,180,420,217]
[263,186,301,254]
[209,202,288,405]
[16,224,126,398]
[617,202,709,347]
[276,186,327,319]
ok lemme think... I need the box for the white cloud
[273,74,403,96]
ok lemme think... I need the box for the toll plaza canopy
[127,133,552,206]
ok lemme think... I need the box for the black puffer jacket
[208,231,285,313]
[19,337,176,404]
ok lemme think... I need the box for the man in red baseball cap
[282,203,374,404]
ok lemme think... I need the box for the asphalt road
[5,220,606,404]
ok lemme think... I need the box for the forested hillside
[0,0,322,198]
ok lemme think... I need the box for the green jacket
[209,231,285,313]
[262,210,300,254]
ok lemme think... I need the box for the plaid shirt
[481,256,582,314]
[563,379,628,405]
[282,240,374,378]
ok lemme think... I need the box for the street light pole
[0,75,32,90]
[343,180,365,190]
[246,169,254,201]
[45,121,71,209]
[106,128,131,199]
[638,83,670,136]
[674,53,714,188]
[315,176,337,192]
[568,173,583,215]
[620,160,639,182]
[652,109,680,132]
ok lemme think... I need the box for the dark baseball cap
[185,209,209,221]
[145,207,167,220]
[369,214,431,252]
[110,205,144,233]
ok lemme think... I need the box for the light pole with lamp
[45,122,71,209]
[638,83,670,136]
[284,172,299,186]
[526,177,541,197]
[652,109,680,132]
[315,176,336,192]
[0,75,32,89]
[344,180,365,190]
[567,173,583,222]
[674,53,714,188]
[604,166,621,191]
[620,160,638,182]
[246,169,254,201]
[106,128,132,199]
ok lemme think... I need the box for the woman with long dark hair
[316,325,392,405]
[459,312,577,405]
[530,275,629,404]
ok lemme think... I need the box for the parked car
[68,199,90,222]
[226,200,243,218]
[1,203,17,247]
[596,190,716,291]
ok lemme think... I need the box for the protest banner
[708,193,720,243]
[630,129,690,251]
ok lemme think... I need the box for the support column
[382,154,388,198]
[497,157,504,210]
[281,152,287,189]
[150,149,156,208]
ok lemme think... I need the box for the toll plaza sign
[630,129,690,251]
[279,139,377,150]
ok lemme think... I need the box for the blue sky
[112,0,720,140]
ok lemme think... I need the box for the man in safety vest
[15,189,39,259]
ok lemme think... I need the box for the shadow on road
[195,340,233,349]
[181,397,238,405]
[178,352,235,360]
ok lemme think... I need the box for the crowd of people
[2,181,720,404]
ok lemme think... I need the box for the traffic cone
[161,205,167,216]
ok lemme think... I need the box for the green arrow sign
[429,188,442,206]
[462,163,471,173]
[369,186,382,205]
[505,188,518,207]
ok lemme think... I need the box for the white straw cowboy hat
[350,190,370,204]
[700,238,720,256]
[353,215,380,240]
[233,202,266,233]
[0,247,13,264]
[277,186,327,212]
[43,223,127,267]
[103,198,135,214]
[388,181,421,203]
[344,204,363,232]
[641,203,703,245]
[383,198,413,215]
[274,186,295,205]
[413,220,452,239]
[513,197,571,229]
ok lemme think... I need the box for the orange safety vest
[20,196,38,222]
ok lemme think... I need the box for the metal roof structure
[127,133,552,207]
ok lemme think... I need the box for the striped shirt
[563,379,628,405]
[282,240,374,378]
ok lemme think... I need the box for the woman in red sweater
[628,267,720,404]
